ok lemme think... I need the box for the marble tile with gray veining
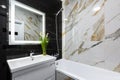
[63,0,120,73]
[105,28,120,40]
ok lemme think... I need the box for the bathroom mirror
[9,0,45,45]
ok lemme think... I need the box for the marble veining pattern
[62,0,120,72]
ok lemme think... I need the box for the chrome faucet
[30,51,34,60]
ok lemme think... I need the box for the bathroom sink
[7,55,56,72]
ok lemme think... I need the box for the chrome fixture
[30,51,34,60]
[55,8,63,55]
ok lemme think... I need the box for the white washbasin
[7,55,56,72]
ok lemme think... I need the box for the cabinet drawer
[13,61,55,80]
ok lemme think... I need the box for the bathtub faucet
[30,51,34,60]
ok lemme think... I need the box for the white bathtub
[56,59,120,80]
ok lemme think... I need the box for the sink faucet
[30,51,34,60]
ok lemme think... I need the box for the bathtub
[56,59,120,80]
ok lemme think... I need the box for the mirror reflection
[9,0,45,45]
[15,6,43,41]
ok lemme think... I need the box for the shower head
[56,8,63,16]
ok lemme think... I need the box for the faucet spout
[30,51,34,60]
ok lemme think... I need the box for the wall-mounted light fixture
[0,5,7,9]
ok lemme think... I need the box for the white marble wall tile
[62,0,120,72]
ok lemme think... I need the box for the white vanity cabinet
[8,55,56,80]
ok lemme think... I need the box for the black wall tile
[0,0,62,60]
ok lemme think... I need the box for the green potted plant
[39,33,49,55]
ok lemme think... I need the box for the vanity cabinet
[12,61,55,80]
[8,55,56,80]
